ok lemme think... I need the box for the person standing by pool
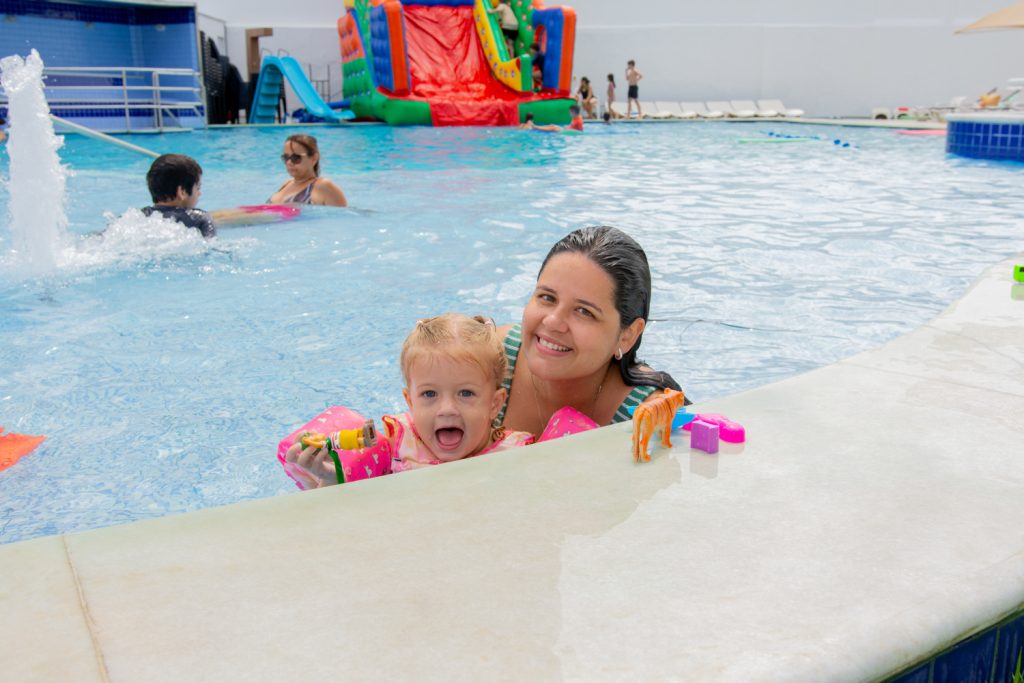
[497,226,682,435]
[267,134,347,207]
[606,74,620,119]
[141,154,216,238]
[625,59,643,119]
[0,115,6,142]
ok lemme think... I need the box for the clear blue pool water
[1,122,1022,544]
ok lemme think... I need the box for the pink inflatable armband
[537,406,599,442]
[277,406,392,489]
[241,204,301,219]
[682,413,745,443]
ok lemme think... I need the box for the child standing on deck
[283,314,535,489]
[625,59,643,119]
[606,74,620,119]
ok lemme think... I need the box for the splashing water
[0,49,69,274]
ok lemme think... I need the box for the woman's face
[522,252,626,383]
[282,141,317,179]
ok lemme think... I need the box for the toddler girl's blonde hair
[400,314,507,388]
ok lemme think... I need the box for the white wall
[193,0,1024,117]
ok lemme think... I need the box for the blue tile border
[994,614,1024,683]
[882,606,1024,683]
[947,120,1024,162]
[0,0,194,25]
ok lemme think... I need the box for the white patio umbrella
[956,1,1024,32]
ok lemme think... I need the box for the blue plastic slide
[250,55,351,124]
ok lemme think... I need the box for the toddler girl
[282,314,534,489]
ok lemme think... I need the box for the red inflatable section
[0,426,45,472]
[402,5,521,126]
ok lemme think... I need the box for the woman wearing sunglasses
[267,134,347,207]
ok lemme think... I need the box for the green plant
[1011,646,1023,683]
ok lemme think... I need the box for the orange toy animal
[631,389,686,463]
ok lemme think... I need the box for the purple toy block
[690,420,719,454]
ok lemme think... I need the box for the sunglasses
[281,153,309,164]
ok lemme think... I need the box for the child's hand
[285,441,338,488]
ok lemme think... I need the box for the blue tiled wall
[947,119,1024,162]
[885,609,1024,683]
[1,0,195,70]
[0,0,197,71]
[0,0,201,129]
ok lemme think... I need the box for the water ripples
[1,122,1022,543]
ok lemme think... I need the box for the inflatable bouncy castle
[339,0,576,126]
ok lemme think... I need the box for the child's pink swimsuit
[277,405,598,490]
[384,412,534,473]
[278,407,533,489]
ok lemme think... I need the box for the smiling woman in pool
[497,225,682,435]
[267,134,347,207]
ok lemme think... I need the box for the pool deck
[613,116,946,129]
[2,255,1022,682]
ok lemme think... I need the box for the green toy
[1014,264,1024,283]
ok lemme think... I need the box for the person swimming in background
[519,112,561,132]
[267,134,347,207]
[140,154,216,238]
[568,104,584,131]
[284,314,535,489]
[519,105,584,133]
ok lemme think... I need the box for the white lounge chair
[680,101,724,118]
[654,101,696,119]
[636,101,670,119]
[706,100,751,118]
[733,99,777,117]
[757,99,805,117]
[726,100,761,118]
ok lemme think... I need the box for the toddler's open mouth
[435,427,465,451]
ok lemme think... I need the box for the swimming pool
[1,122,1022,544]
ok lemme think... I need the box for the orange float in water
[0,426,45,471]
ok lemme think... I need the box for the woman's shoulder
[312,177,347,207]
[496,322,519,338]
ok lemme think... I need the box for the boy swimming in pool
[519,105,584,133]
[283,314,535,489]
[141,154,216,238]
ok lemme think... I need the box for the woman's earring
[615,347,623,360]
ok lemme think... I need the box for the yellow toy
[631,389,686,463]
[300,419,378,452]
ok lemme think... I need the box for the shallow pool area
[1,122,1023,543]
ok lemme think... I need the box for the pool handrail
[0,66,207,132]
[49,115,159,159]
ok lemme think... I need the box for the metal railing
[0,66,205,132]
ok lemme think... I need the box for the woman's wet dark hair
[285,134,321,176]
[540,226,681,392]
